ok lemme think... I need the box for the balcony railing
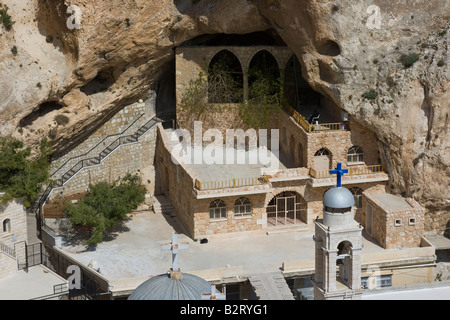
[283,104,348,133]
[195,175,269,191]
[309,165,385,179]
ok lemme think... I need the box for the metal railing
[195,175,269,191]
[0,241,16,258]
[36,116,161,219]
[309,164,385,179]
[283,104,348,133]
[50,113,145,178]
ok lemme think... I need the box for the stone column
[327,250,338,292]
[350,246,362,290]
[243,67,249,103]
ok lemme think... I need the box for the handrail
[0,241,16,258]
[195,175,269,191]
[50,113,145,178]
[309,165,385,179]
[283,103,348,133]
[36,116,160,215]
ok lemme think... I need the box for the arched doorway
[266,191,306,227]
[208,49,244,103]
[314,148,332,171]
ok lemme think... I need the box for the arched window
[2,219,11,234]
[248,50,280,101]
[315,148,330,156]
[234,197,252,217]
[208,50,243,103]
[349,187,363,208]
[347,146,364,164]
[209,199,226,220]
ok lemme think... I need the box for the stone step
[265,224,310,235]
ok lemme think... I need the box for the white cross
[201,284,226,300]
[161,233,189,271]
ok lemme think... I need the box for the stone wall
[47,125,157,202]
[0,196,27,247]
[175,46,293,136]
[46,99,158,204]
[51,100,153,178]
[0,196,27,279]
[273,110,381,171]
[363,192,425,249]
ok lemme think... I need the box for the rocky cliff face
[0,0,449,226]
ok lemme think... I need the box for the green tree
[0,137,52,207]
[239,69,281,128]
[64,173,146,245]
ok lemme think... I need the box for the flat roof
[368,193,413,210]
[0,265,67,300]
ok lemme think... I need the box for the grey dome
[323,186,355,209]
[128,272,211,300]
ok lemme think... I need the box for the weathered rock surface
[0,0,449,226]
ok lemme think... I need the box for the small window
[409,218,416,226]
[395,219,402,227]
[349,187,363,208]
[234,197,252,217]
[2,219,11,234]
[377,275,392,288]
[209,199,226,220]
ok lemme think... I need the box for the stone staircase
[152,195,175,217]
[249,272,295,300]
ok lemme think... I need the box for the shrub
[0,138,52,207]
[64,174,146,245]
[0,4,14,31]
[400,53,419,68]
[362,89,377,100]
[11,45,17,56]
[437,59,446,67]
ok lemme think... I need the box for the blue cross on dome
[330,162,348,187]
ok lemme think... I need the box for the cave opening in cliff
[284,55,321,109]
[80,67,115,96]
[284,54,343,124]
[182,29,286,47]
[156,60,176,121]
[19,101,64,127]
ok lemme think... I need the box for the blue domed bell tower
[312,163,363,300]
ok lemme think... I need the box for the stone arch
[337,240,353,285]
[266,190,307,227]
[314,147,332,171]
[207,49,244,103]
[248,50,281,101]
[2,218,11,233]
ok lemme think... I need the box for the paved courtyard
[59,208,384,282]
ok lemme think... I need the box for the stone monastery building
[153,40,425,248]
